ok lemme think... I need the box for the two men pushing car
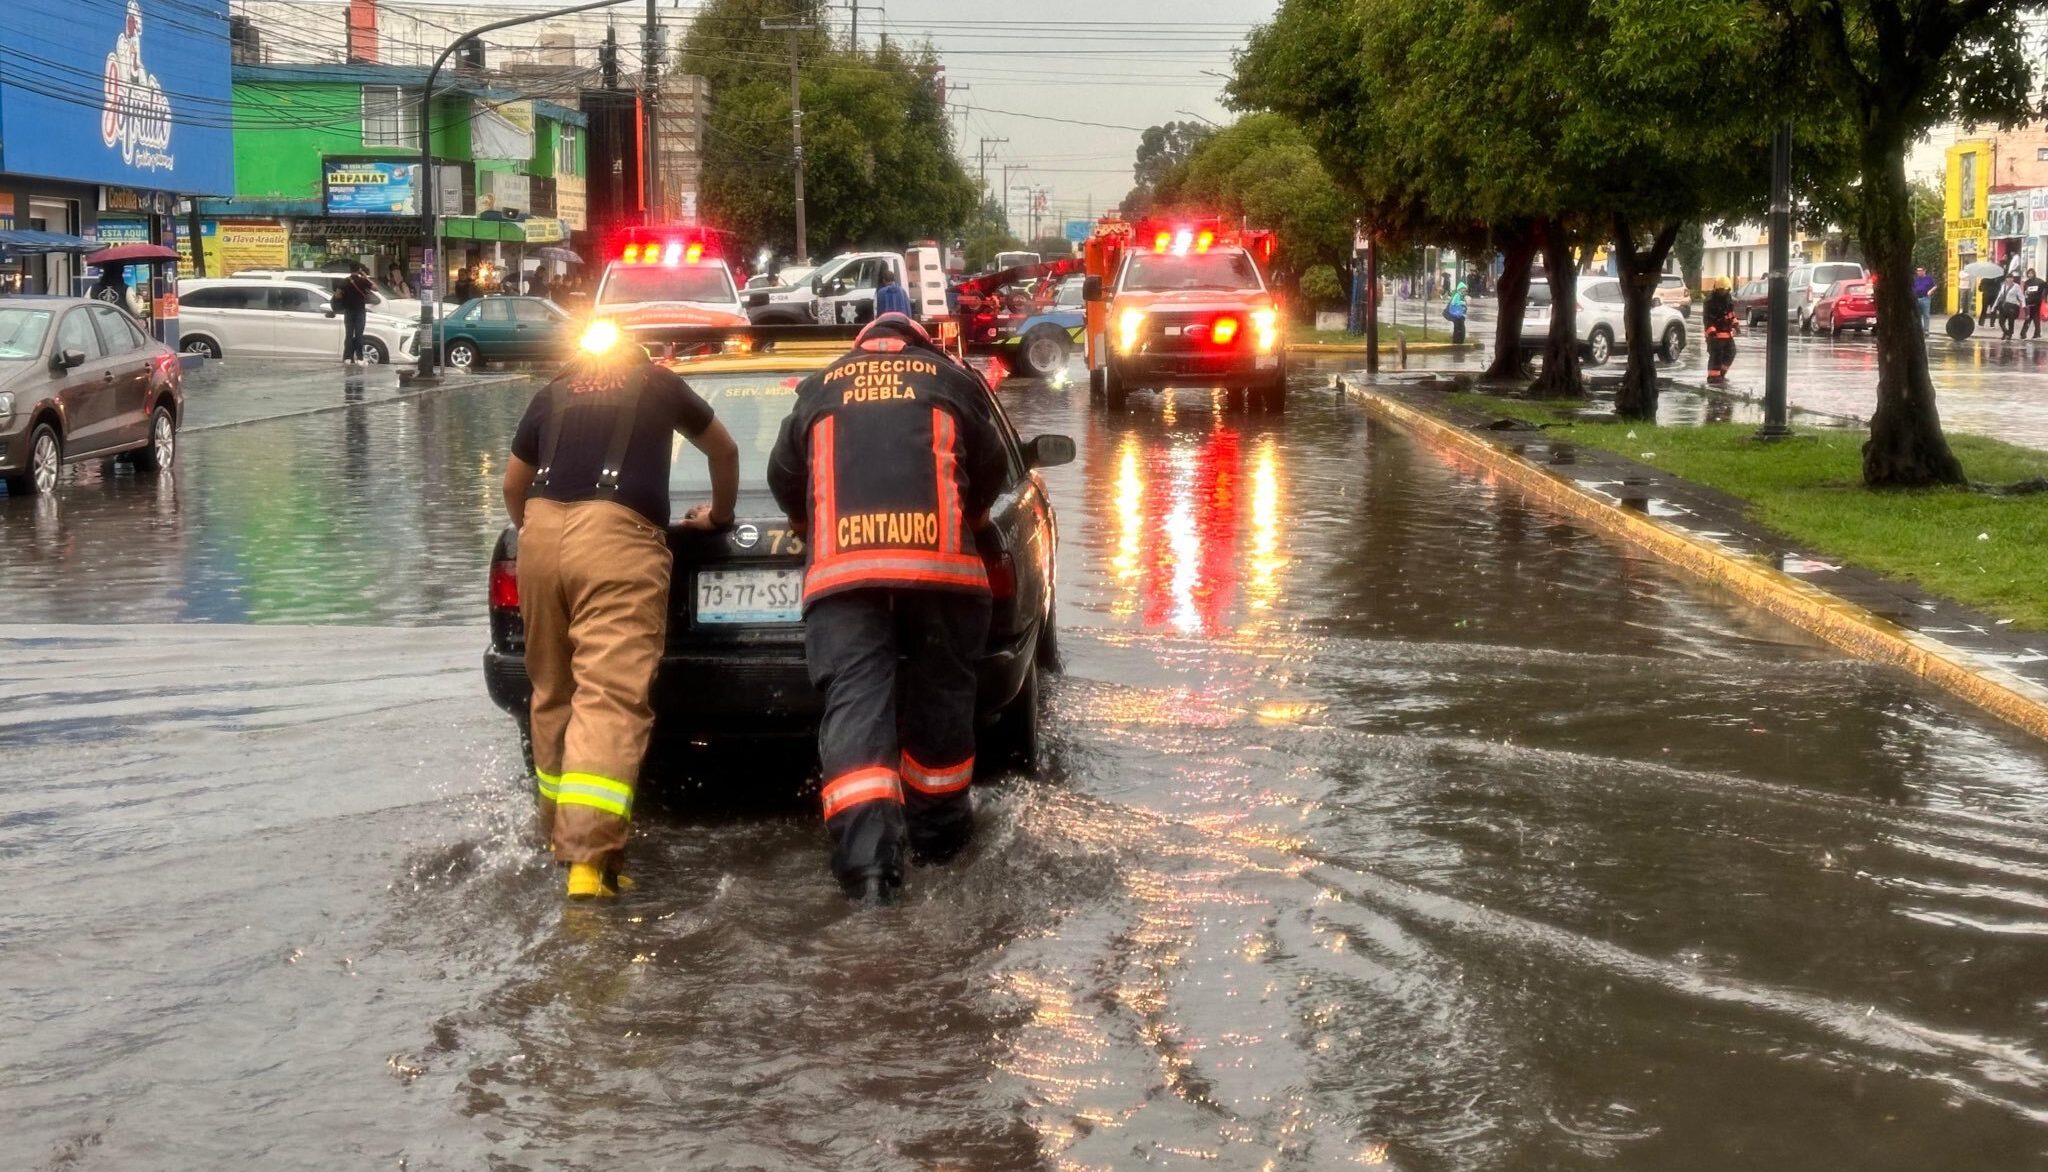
[504,314,1007,905]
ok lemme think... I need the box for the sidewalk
[1339,373,2048,741]
[180,359,529,432]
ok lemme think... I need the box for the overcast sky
[838,0,1277,233]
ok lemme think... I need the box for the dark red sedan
[1813,279,1876,335]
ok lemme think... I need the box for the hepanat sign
[100,1,175,173]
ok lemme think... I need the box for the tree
[678,1,980,259]
[1785,0,2040,486]
[1156,114,1355,309]
[1133,121,1215,194]
[1909,179,1945,289]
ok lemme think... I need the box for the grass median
[1449,394,2048,629]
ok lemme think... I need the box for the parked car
[482,327,1072,770]
[1655,273,1693,317]
[1519,275,1687,365]
[428,296,571,369]
[1787,261,1866,331]
[229,268,424,324]
[1812,279,1877,334]
[1733,278,1773,326]
[0,297,181,497]
[178,278,419,363]
[992,275,1085,379]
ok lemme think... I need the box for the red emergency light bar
[611,224,725,267]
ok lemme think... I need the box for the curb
[1342,381,2048,744]
[1292,341,1482,354]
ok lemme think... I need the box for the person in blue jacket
[873,268,913,319]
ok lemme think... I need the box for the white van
[179,278,419,363]
[230,268,425,324]
[1786,261,1866,332]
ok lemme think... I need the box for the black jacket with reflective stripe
[767,342,1009,607]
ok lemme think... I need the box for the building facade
[0,0,234,327]
[200,64,584,293]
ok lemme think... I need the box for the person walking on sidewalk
[2024,269,2046,340]
[501,324,741,899]
[1997,272,2027,339]
[767,313,1010,906]
[1913,267,1935,333]
[1703,279,1738,384]
[1979,270,2003,326]
[1444,280,1469,344]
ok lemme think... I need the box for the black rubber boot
[845,870,903,906]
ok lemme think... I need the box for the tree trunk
[1483,226,1537,381]
[1528,221,1583,398]
[1612,216,1680,421]
[1859,141,1964,486]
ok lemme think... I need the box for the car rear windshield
[0,307,53,359]
[1121,251,1261,292]
[1527,282,1553,307]
[1816,264,1861,285]
[668,370,804,495]
[600,264,738,307]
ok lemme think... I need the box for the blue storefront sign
[325,160,420,216]
[0,0,234,194]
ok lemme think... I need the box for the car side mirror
[1082,276,1103,302]
[1026,434,1076,469]
[51,348,86,371]
[324,308,337,318]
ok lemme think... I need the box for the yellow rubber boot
[566,862,610,899]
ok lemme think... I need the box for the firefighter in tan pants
[502,323,739,898]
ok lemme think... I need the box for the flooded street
[8,360,2048,1169]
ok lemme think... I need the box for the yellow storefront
[1945,139,1993,313]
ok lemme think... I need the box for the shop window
[559,126,580,176]
[363,86,419,148]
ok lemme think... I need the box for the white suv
[1519,275,1687,366]
[179,278,419,363]
[230,268,424,324]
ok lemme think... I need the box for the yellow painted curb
[1348,384,2048,744]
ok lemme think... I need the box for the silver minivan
[178,278,418,363]
[1788,261,1866,331]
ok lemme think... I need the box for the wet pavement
[1401,298,2048,450]
[8,357,2048,1169]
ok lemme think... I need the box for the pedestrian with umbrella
[1964,257,2006,325]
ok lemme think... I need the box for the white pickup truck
[745,247,949,325]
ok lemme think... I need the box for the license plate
[695,568,803,624]
[1255,354,1278,369]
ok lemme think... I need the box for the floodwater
[7,359,2048,1169]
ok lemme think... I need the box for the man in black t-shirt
[502,336,739,899]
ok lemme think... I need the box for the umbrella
[85,243,180,266]
[538,245,582,264]
[1962,260,2008,281]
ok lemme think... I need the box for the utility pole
[1760,121,1793,440]
[643,0,661,220]
[978,136,1007,196]
[1001,163,1028,237]
[764,18,816,263]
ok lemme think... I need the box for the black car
[483,333,1072,773]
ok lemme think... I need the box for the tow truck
[1081,217,1286,412]
[590,225,750,346]
[953,256,1085,378]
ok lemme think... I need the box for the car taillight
[985,549,1016,600]
[489,558,520,610]
[1211,315,1239,346]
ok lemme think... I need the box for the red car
[1813,279,1875,335]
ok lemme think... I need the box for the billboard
[473,100,536,161]
[325,160,420,216]
[0,0,233,194]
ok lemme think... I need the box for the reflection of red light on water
[1139,425,1240,636]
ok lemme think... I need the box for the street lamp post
[414,0,633,380]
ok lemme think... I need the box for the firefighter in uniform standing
[768,314,1010,904]
[502,321,740,899]
[1703,278,1739,384]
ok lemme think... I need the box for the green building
[195,64,587,293]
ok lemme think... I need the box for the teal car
[432,297,571,369]
[994,278,1085,379]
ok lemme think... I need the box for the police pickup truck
[745,246,949,326]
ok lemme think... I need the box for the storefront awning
[0,229,94,257]
[441,217,528,242]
